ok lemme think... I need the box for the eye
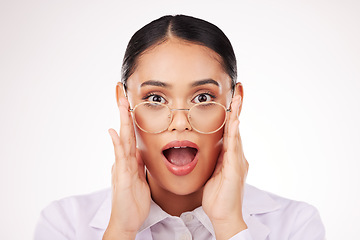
[146,94,166,104]
[193,93,213,103]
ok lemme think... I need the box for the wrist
[102,225,137,240]
[212,218,247,240]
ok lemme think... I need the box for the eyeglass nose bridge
[168,105,231,134]
[168,108,192,131]
[170,108,190,112]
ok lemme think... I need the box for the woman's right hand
[103,97,151,240]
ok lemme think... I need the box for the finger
[227,119,240,167]
[234,124,248,176]
[243,158,249,178]
[229,95,241,122]
[222,108,231,151]
[108,128,120,149]
[108,128,124,160]
[238,135,248,173]
[111,162,117,187]
[119,97,136,158]
[136,149,146,182]
[228,119,239,148]
[111,163,115,174]
[108,128,127,169]
[234,118,246,163]
[223,96,241,152]
[212,149,225,176]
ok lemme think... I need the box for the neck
[147,173,203,217]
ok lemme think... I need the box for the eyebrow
[140,80,172,88]
[140,78,220,88]
[191,79,219,87]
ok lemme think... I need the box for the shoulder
[35,188,111,240]
[243,184,325,239]
[265,187,320,216]
[41,188,110,220]
[244,183,321,215]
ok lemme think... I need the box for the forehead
[127,39,231,92]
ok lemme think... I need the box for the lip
[161,140,199,176]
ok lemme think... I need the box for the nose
[167,109,192,132]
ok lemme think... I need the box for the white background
[1,0,359,239]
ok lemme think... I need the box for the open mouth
[163,146,198,166]
[161,140,199,176]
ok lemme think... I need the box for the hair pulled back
[121,14,237,91]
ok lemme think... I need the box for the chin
[147,164,211,197]
[169,177,207,196]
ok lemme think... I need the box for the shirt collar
[137,200,214,236]
[89,184,281,231]
[89,189,111,229]
[243,184,281,215]
[193,206,215,236]
[137,199,169,233]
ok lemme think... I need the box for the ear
[233,82,244,117]
[116,82,127,108]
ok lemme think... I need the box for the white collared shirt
[34,184,325,240]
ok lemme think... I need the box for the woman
[35,15,325,240]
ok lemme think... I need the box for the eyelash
[142,91,217,103]
[192,92,216,103]
[142,93,167,103]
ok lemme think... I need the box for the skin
[103,38,249,240]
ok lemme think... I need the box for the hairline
[124,36,233,92]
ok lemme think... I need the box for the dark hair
[121,14,237,92]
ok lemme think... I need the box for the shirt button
[179,233,191,240]
[184,214,194,222]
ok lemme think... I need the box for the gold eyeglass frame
[129,101,231,134]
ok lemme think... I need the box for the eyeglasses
[129,101,231,134]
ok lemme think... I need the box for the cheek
[199,131,224,167]
[134,128,154,155]
[134,128,146,150]
[134,128,161,166]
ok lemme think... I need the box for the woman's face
[124,38,233,196]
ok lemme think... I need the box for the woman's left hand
[202,95,249,240]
